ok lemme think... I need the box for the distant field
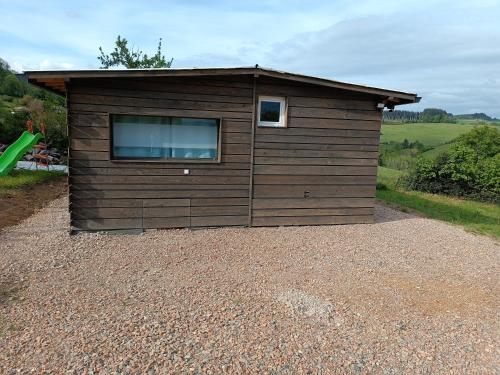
[380,123,478,147]
[421,143,453,159]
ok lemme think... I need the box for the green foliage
[383,108,457,123]
[404,127,500,202]
[98,35,173,69]
[1,75,26,97]
[0,59,67,150]
[384,110,500,124]
[0,109,28,145]
[455,112,498,121]
[378,138,427,170]
[420,108,456,123]
[377,126,500,237]
[383,109,420,123]
[457,125,500,158]
[378,139,428,170]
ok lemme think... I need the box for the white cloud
[1,0,499,116]
[38,59,74,70]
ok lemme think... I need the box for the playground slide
[0,131,43,176]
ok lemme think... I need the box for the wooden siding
[68,76,253,231]
[67,75,383,231]
[251,78,381,226]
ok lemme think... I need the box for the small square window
[258,96,287,127]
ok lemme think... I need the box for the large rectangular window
[111,115,220,161]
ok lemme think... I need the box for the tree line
[383,108,456,123]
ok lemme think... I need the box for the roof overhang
[22,66,419,105]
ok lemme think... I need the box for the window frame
[257,96,287,128]
[109,113,222,164]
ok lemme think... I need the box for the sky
[1,0,499,117]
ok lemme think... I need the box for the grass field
[0,170,65,197]
[377,166,499,238]
[377,166,403,188]
[380,122,479,147]
[420,143,453,159]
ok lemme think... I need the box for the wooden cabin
[25,67,418,232]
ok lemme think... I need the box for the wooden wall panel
[251,81,381,226]
[68,74,383,231]
[68,75,253,231]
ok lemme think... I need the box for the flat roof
[23,66,419,105]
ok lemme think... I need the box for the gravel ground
[0,197,499,374]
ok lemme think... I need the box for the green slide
[0,131,43,176]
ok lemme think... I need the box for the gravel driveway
[1,197,498,374]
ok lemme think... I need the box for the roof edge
[23,66,418,103]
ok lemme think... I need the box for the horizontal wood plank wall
[252,78,382,226]
[68,76,253,231]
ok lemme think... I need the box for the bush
[403,127,500,202]
[0,74,26,97]
[0,109,28,145]
[378,140,428,170]
[376,182,388,190]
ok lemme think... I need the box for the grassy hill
[379,121,500,168]
[0,58,67,150]
[377,122,499,238]
[420,143,453,159]
[380,122,481,147]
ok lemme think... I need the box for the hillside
[380,122,477,147]
[455,113,499,121]
[379,121,500,168]
[0,58,67,150]
[377,123,499,237]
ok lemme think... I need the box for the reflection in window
[258,96,286,127]
[112,115,219,160]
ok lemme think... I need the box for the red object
[26,119,33,134]
[40,121,46,136]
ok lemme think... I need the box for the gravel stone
[0,197,499,373]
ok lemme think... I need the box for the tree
[420,108,456,123]
[1,74,26,97]
[98,35,173,69]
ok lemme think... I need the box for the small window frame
[257,96,287,128]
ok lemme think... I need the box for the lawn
[0,170,65,197]
[376,166,500,238]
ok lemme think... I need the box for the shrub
[403,127,500,203]
[0,110,28,145]
[0,74,26,97]
[376,182,388,190]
